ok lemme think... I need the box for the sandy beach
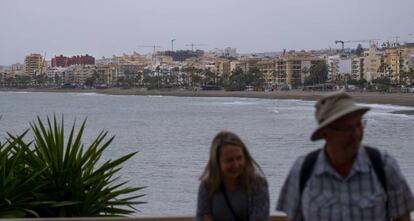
[2,88,414,114]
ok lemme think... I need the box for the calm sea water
[1,91,414,216]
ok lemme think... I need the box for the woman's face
[219,144,246,180]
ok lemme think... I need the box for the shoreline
[2,88,414,115]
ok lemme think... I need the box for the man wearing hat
[276,91,414,221]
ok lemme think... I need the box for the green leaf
[0,116,146,217]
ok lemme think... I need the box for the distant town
[1,41,414,93]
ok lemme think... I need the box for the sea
[1,91,414,217]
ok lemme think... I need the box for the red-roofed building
[52,54,95,67]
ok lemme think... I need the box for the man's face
[322,112,365,159]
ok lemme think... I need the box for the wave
[204,101,258,106]
[367,112,414,119]
[280,99,314,103]
[224,101,257,105]
[191,98,260,106]
[1,91,32,94]
[273,106,314,111]
[360,103,414,111]
[76,92,103,96]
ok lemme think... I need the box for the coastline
[2,88,414,114]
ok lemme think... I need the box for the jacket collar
[313,145,371,179]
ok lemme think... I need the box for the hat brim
[310,106,370,141]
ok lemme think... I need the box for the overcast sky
[1,0,413,65]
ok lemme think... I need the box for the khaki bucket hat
[310,90,370,141]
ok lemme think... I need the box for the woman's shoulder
[254,174,268,184]
[251,174,268,191]
[198,180,217,198]
[198,180,208,192]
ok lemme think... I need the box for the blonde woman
[196,131,269,221]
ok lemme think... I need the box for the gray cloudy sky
[1,0,413,65]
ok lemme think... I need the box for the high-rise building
[25,53,44,75]
[274,54,324,87]
[327,54,353,82]
[383,47,413,82]
[224,47,238,57]
[351,57,364,80]
[363,44,384,82]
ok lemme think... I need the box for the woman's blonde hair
[200,131,266,197]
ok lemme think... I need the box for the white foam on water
[272,110,279,114]
[1,91,32,94]
[224,101,257,105]
[362,103,414,111]
[76,92,103,96]
[193,100,259,106]
[367,112,414,119]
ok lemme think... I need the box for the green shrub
[1,116,145,217]
[0,131,46,217]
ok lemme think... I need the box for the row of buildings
[328,44,414,84]
[1,44,414,88]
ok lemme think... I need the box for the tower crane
[138,45,162,67]
[185,43,208,51]
[334,39,380,51]
[390,36,400,44]
[39,52,46,76]
[138,45,162,55]
[171,39,176,51]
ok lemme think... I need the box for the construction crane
[39,52,46,76]
[171,39,176,51]
[138,45,162,55]
[390,36,400,44]
[334,39,380,51]
[382,37,401,48]
[138,45,162,68]
[185,43,207,51]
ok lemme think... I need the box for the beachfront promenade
[2,88,414,108]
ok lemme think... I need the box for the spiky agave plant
[12,116,145,217]
[0,131,47,218]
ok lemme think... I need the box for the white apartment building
[327,55,353,82]
[229,61,240,73]
[408,52,414,70]
[73,65,94,85]
[351,57,364,80]
[301,60,312,84]
[11,63,24,72]
[96,57,114,65]
[224,47,238,57]
[62,66,77,84]
[95,65,115,85]
[205,63,216,73]
[47,67,67,85]
[214,59,231,77]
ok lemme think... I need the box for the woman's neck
[223,177,241,190]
